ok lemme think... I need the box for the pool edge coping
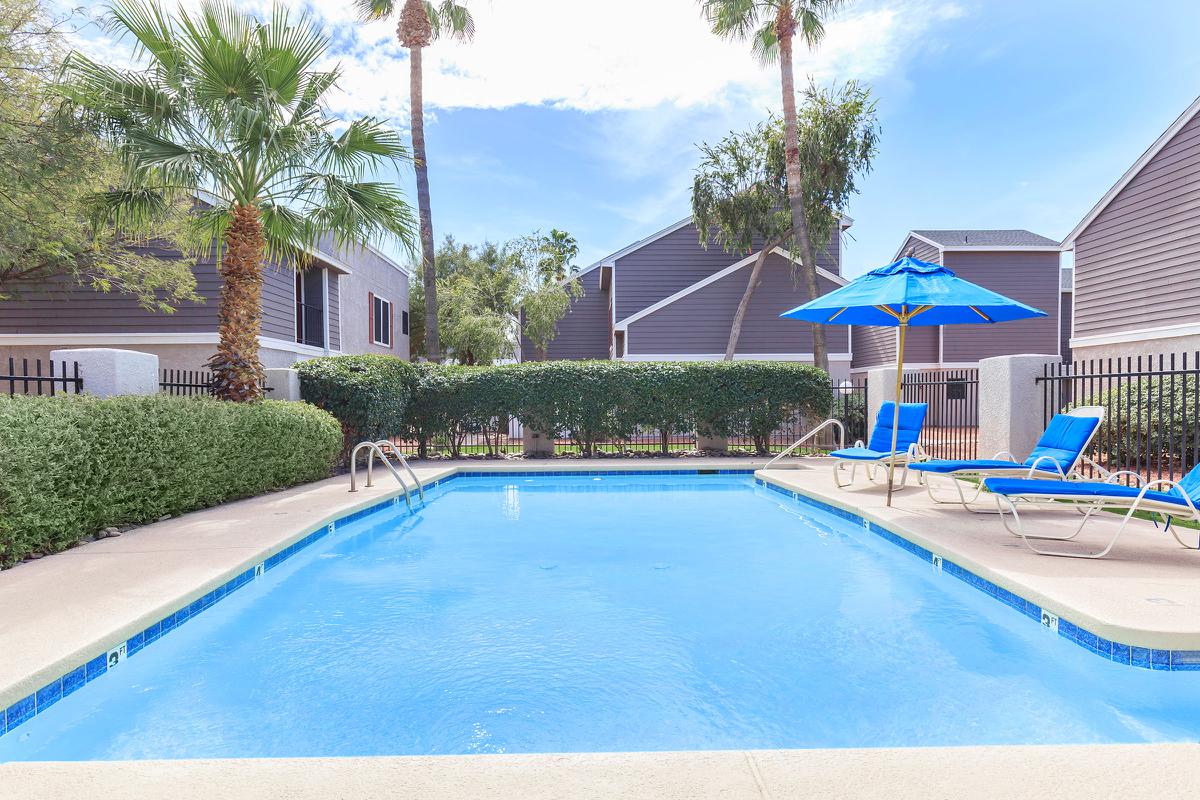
[752,469,1200,671]
[3,459,1195,740]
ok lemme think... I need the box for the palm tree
[355,0,475,363]
[700,0,845,374]
[59,0,416,400]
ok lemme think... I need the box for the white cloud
[62,0,967,123]
[320,0,968,122]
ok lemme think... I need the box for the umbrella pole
[886,319,908,507]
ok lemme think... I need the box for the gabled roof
[573,213,854,282]
[614,247,846,330]
[1061,94,1200,249]
[910,229,1059,248]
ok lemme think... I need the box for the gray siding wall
[261,264,294,342]
[850,235,941,370]
[1073,109,1200,340]
[625,252,849,355]
[614,223,841,323]
[520,267,608,360]
[1060,291,1073,362]
[940,250,1061,362]
[0,243,220,334]
[902,235,941,263]
[335,244,410,359]
[326,270,340,351]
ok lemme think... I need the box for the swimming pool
[3,472,1200,761]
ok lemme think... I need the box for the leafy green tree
[692,82,878,360]
[60,0,416,400]
[538,228,579,281]
[411,231,583,364]
[0,0,198,310]
[512,231,584,359]
[700,0,846,372]
[355,0,475,364]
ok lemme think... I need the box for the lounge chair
[910,406,1104,510]
[830,401,928,489]
[983,463,1200,558]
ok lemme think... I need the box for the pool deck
[756,464,1200,654]
[4,744,1200,799]
[2,455,1200,798]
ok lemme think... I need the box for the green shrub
[296,354,417,452]
[685,361,830,453]
[0,395,341,566]
[513,360,639,455]
[1087,375,1200,467]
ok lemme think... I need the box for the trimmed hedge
[295,354,417,452]
[299,355,832,457]
[1089,375,1200,465]
[0,395,342,567]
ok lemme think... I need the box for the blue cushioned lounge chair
[831,401,928,489]
[909,406,1104,510]
[983,463,1200,559]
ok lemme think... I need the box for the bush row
[299,356,833,457]
[0,395,342,566]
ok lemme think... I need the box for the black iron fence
[2,358,82,396]
[901,368,979,460]
[160,369,274,398]
[160,369,216,397]
[1036,353,1200,483]
[728,377,868,454]
[387,379,868,458]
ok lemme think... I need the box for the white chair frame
[993,469,1200,559]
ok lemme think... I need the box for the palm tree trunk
[208,204,265,402]
[776,11,830,375]
[725,235,786,360]
[410,45,441,362]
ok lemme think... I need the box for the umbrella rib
[968,305,993,322]
[826,307,850,322]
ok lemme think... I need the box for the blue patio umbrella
[780,256,1047,505]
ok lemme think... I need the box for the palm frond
[353,0,397,22]
[699,0,765,41]
[428,0,475,42]
[106,0,186,82]
[750,20,778,64]
[303,175,417,255]
[321,118,410,178]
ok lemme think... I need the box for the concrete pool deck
[2,456,1199,797]
[4,744,1200,799]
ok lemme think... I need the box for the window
[946,377,968,401]
[401,310,410,336]
[371,294,392,347]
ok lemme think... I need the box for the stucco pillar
[50,348,158,398]
[695,433,728,453]
[264,368,301,401]
[866,366,898,434]
[523,429,555,457]
[977,354,1061,459]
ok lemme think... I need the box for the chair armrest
[1133,479,1199,515]
[1103,470,1145,486]
[1025,455,1066,479]
[853,439,865,449]
[992,450,1017,462]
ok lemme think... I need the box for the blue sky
[74,0,1200,276]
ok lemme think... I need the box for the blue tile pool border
[8,466,1193,739]
[0,467,757,738]
[753,476,1200,673]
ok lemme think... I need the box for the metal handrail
[372,439,425,501]
[349,441,413,510]
[764,419,846,469]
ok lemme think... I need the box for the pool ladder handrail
[348,441,424,509]
[764,419,846,470]
[372,440,425,502]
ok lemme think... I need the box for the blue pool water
[4,473,1200,761]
